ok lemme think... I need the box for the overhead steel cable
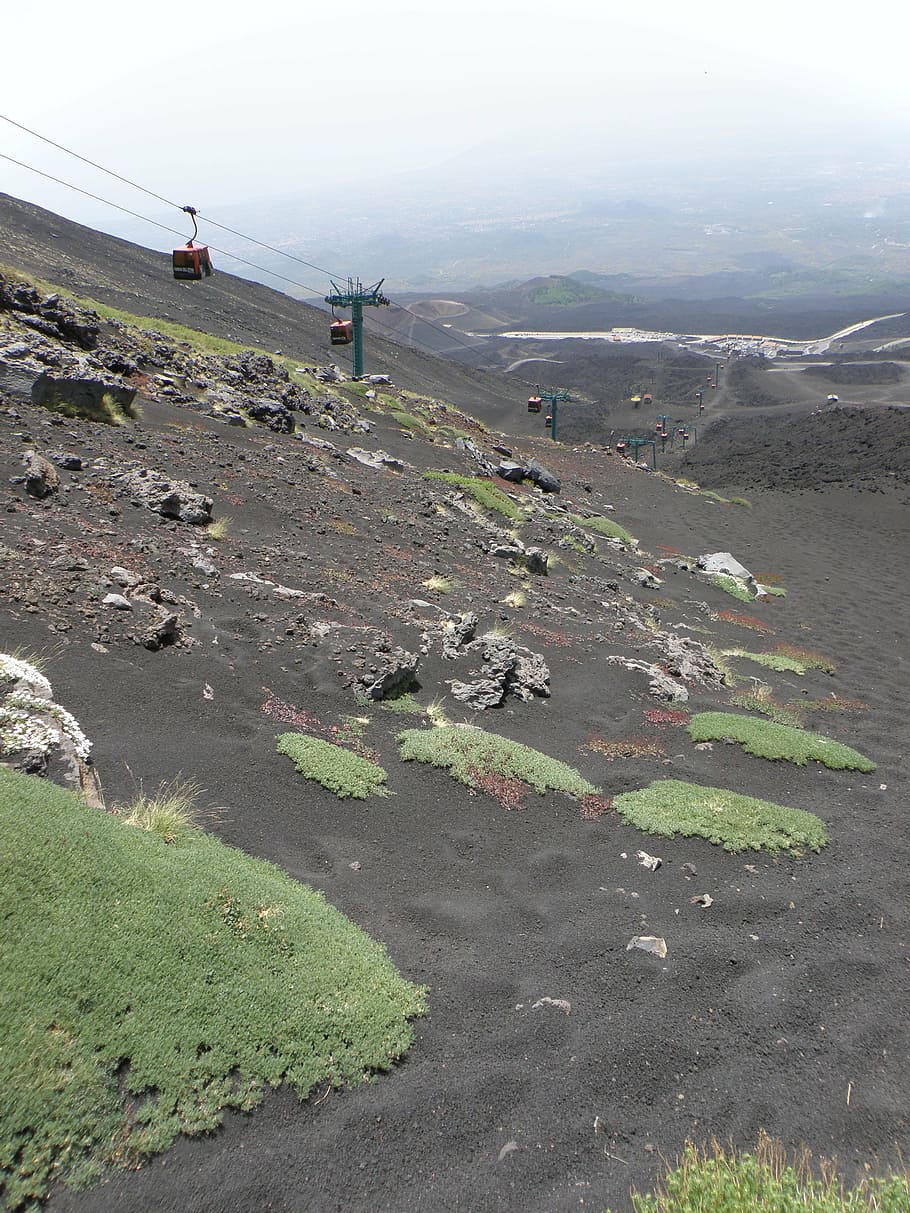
[2,116,511,364]
[0,153,184,240]
[2,112,345,280]
[1,114,499,351]
[0,153,331,299]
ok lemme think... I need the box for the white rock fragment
[627,935,668,959]
[531,996,571,1015]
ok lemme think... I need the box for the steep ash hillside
[1,249,908,1213]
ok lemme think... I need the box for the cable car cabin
[173,243,213,281]
[527,395,542,413]
[330,319,353,345]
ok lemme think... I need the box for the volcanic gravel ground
[0,254,907,1211]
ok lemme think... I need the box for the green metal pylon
[324,277,390,377]
[540,387,570,439]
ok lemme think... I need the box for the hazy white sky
[3,0,908,244]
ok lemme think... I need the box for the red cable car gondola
[172,206,213,281]
[330,318,353,345]
[527,395,542,413]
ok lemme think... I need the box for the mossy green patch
[423,472,522,521]
[688,712,875,771]
[569,514,635,545]
[710,574,753,602]
[613,778,828,853]
[398,725,597,797]
[0,769,424,1209]
[277,733,389,798]
[726,648,809,675]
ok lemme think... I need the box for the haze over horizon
[4,0,910,294]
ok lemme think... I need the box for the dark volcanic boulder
[525,459,561,493]
[246,400,295,433]
[31,372,136,421]
[497,460,525,483]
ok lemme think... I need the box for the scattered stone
[22,450,59,498]
[633,568,662,589]
[359,647,419,701]
[605,656,688,702]
[697,551,752,579]
[447,631,550,709]
[347,447,407,472]
[109,566,142,588]
[111,467,213,524]
[690,893,714,908]
[531,997,571,1015]
[524,459,561,493]
[627,935,668,959]
[636,850,662,871]
[142,610,181,651]
[50,451,83,471]
[102,593,133,610]
[496,460,525,483]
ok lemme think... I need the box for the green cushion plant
[276,733,389,798]
[688,712,875,771]
[398,725,597,797]
[0,769,424,1209]
[613,778,828,853]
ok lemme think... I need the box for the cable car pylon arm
[323,277,390,377]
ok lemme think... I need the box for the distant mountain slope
[0,193,524,424]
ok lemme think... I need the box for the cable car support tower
[324,278,390,377]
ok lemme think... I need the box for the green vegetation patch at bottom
[568,513,635,545]
[613,778,828,853]
[423,472,523,521]
[277,733,389,798]
[710,574,753,602]
[630,1134,910,1212]
[726,648,809,675]
[688,712,875,771]
[398,725,597,796]
[0,769,424,1209]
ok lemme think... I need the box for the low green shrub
[390,408,431,434]
[726,648,809,675]
[688,712,876,771]
[710,574,753,602]
[569,514,635,545]
[0,769,424,1209]
[277,733,390,797]
[613,778,828,853]
[398,725,597,797]
[630,1134,910,1212]
[423,472,522,521]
